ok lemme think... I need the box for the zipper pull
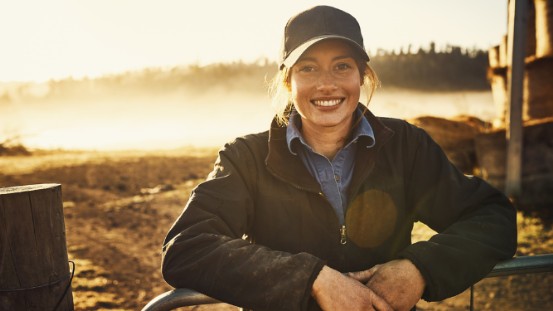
[340,225,347,245]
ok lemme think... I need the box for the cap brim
[280,35,369,69]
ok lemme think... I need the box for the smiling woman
[289,39,363,157]
[161,5,517,311]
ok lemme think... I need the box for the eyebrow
[296,55,355,63]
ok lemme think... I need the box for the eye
[297,65,316,73]
[335,62,352,71]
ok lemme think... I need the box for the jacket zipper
[340,225,347,245]
[319,191,348,245]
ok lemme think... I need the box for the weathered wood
[535,0,553,58]
[506,0,529,197]
[524,56,553,119]
[475,118,553,208]
[0,184,73,311]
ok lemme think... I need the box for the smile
[311,98,343,107]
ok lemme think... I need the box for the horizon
[0,43,488,85]
[0,0,507,83]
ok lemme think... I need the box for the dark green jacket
[162,109,517,310]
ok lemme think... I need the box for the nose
[316,71,338,92]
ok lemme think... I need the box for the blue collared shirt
[286,108,376,225]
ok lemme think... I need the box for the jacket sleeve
[397,125,517,301]
[161,138,325,311]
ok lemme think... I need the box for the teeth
[313,99,342,107]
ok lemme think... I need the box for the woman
[162,5,517,311]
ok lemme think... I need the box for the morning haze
[0,47,495,150]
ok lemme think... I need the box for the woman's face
[290,39,361,132]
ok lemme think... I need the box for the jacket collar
[265,104,394,194]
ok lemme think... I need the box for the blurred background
[0,0,505,150]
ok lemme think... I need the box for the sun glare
[0,1,505,82]
[0,1,505,150]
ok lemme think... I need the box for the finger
[346,270,370,282]
[370,290,394,311]
[347,265,379,282]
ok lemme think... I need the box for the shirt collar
[286,106,376,155]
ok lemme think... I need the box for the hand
[348,259,426,311]
[312,265,393,311]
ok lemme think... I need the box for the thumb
[347,265,379,283]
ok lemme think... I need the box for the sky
[0,0,508,82]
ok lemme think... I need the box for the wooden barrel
[474,118,553,207]
[535,0,553,57]
[0,184,74,311]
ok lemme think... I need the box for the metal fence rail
[486,253,553,277]
[142,254,553,311]
[141,288,220,311]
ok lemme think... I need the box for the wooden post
[506,0,528,197]
[0,184,74,311]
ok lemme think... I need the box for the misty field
[1,146,552,310]
[0,88,495,150]
[0,49,493,149]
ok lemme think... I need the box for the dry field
[1,148,552,310]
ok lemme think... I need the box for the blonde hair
[268,61,380,126]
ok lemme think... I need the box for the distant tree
[0,135,30,156]
[429,42,436,54]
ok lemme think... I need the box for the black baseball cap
[279,5,370,69]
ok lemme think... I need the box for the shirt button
[334,174,341,182]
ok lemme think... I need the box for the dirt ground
[1,148,552,310]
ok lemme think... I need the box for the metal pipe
[141,288,220,311]
[487,253,553,277]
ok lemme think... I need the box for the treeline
[370,43,489,91]
[0,43,490,104]
[0,60,277,103]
